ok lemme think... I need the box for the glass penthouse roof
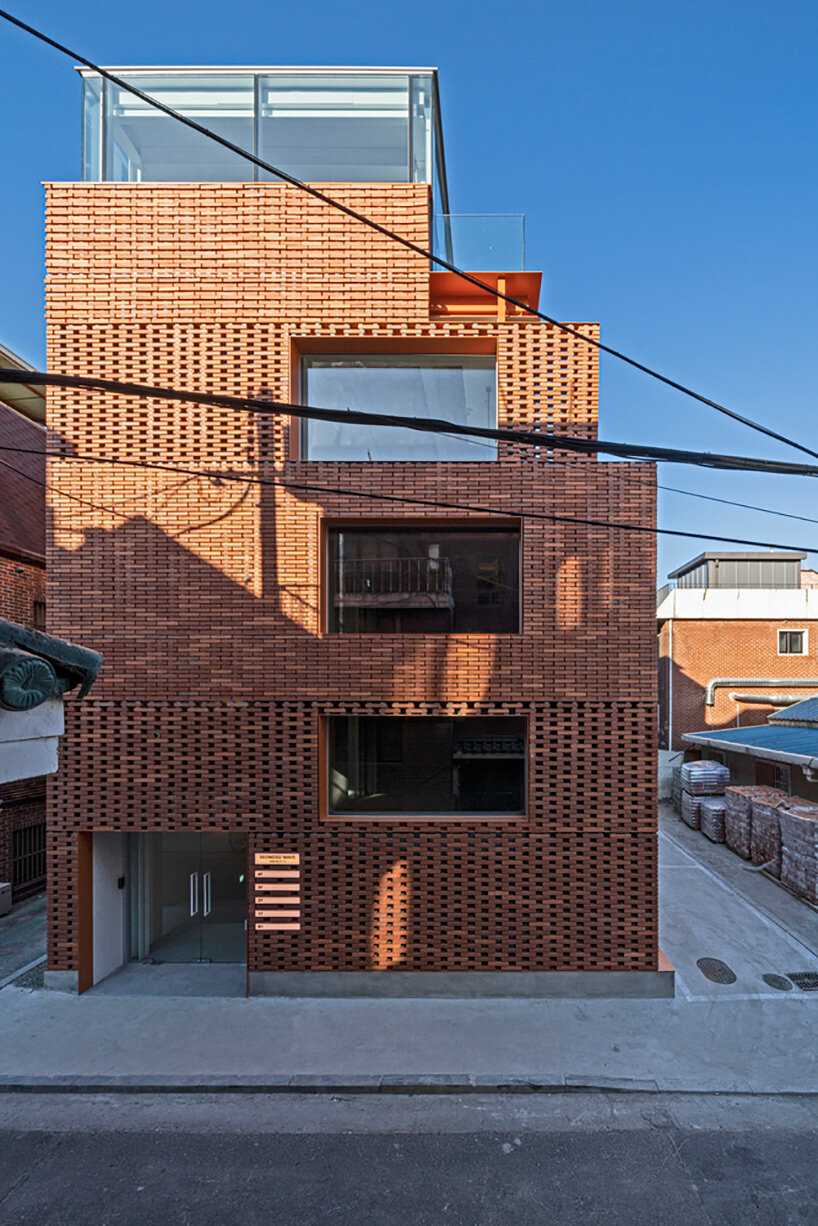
[80,66,449,211]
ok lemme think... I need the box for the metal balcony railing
[334,556,454,608]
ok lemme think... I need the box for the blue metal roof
[770,696,818,724]
[685,724,818,759]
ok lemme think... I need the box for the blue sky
[1,0,816,579]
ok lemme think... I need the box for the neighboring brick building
[44,67,663,995]
[0,343,47,899]
[658,552,818,769]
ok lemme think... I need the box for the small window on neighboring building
[326,525,520,633]
[778,630,807,655]
[301,355,496,461]
[32,600,46,630]
[774,764,791,794]
[326,715,526,818]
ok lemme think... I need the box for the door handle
[203,872,212,918]
[190,871,199,917]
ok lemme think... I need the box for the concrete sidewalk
[0,806,815,1095]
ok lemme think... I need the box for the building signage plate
[254,852,302,932]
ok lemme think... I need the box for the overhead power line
[0,8,815,463]
[657,482,818,527]
[3,366,818,479]
[0,442,814,552]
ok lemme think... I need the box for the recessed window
[326,525,519,633]
[327,715,526,818]
[778,630,807,654]
[301,355,496,461]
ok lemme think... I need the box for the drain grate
[787,972,818,991]
[697,957,737,985]
[762,973,793,992]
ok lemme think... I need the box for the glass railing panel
[103,73,255,182]
[258,73,410,183]
[432,213,525,271]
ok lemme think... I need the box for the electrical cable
[0,6,815,462]
[0,441,813,551]
[2,366,818,479]
[656,482,818,527]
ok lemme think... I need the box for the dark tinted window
[327,526,519,633]
[328,715,526,816]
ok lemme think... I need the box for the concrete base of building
[247,969,676,1000]
[43,970,79,994]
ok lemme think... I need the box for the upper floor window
[779,630,807,654]
[326,524,519,633]
[301,355,496,461]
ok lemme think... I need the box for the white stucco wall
[93,832,127,985]
[657,588,818,621]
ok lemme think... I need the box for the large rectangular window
[301,355,496,461]
[259,73,411,184]
[327,716,526,818]
[80,70,449,201]
[102,75,255,182]
[327,525,520,633]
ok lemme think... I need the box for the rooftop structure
[668,551,806,591]
[79,67,524,271]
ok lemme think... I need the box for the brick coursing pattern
[0,558,47,895]
[0,557,44,628]
[45,182,658,975]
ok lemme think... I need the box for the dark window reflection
[329,716,526,816]
[328,526,519,633]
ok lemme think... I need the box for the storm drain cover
[696,957,737,984]
[762,973,793,992]
[787,972,818,991]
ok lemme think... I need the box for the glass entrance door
[130,832,247,963]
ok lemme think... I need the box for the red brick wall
[660,618,818,749]
[44,182,658,975]
[0,551,47,899]
[0,556,44,628]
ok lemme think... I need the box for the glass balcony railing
[432,213,525,271]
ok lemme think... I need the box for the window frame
[318,712,530,824]
[292,343,498,463]
[319,516,523,636]
[778,628,808,655]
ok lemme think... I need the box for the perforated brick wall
[45,182,658,976]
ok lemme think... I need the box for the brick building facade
[44,68,661,994]
[658,552,818,755]
[0,349,47,899]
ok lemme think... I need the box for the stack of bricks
[44,182,658,975]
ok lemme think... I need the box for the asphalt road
[0,1092,816,1225]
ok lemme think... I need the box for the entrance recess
[128,832,247,964]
